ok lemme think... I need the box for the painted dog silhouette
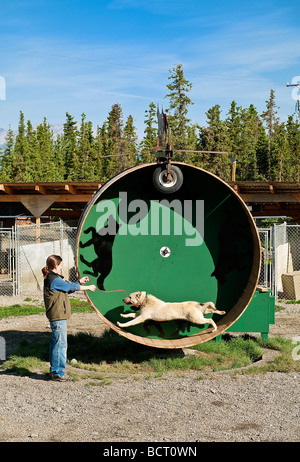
[79,215,121,290]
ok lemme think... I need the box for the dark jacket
[44,272,72,321]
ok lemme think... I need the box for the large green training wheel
[76,162,261,348]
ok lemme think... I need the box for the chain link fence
[16,222,78,295]
[0,221,299,300]
[0,227,16,296]
[14,222,78,296]
[257,227,273,291]
[273,223,300,300]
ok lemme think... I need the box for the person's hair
[42,255,62,278]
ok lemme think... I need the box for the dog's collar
[131,293,147,309]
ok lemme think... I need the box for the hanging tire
[153,164,183,194]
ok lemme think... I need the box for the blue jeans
[49,320,68,377]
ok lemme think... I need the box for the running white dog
[117,291,226,332]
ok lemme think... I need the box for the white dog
[117,291,226,332]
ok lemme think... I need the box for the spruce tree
[0,126,15,181]
[92,125,104,181]
[226,101,242,179]
[196,105,231,180]
[123,114,138,170]
[164,63,194,155]
[52,134,66,181]
[140,101,157,164]
[184,124,199,164]
[256,123,269,180]
[63,112,79,181]
[270,122,289,181]
[261,89,280,179]
[12,111,32,181]
[97,121,109,181]
[238,105,260,181]
[36,118,54,181]
[77,113,96,180]
[106,103,124,179]
[286,115,300,181]
[25,120,40,181]
[226,101,242,157]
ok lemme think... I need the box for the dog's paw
[212,327,217,332]
[116,321,121,326]
[220,311,226,315]
[120,313,125,318]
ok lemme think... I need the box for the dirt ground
[0,292,299,443]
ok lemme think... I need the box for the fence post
[0,336,6,361]
[274,224,279,299]
[12,225,16,295]
[60,219,63,257]
[15,223,20,295]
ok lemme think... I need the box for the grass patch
[193,335,263,371]
[1,306,299,379]
[3,327,298,380]
[0,304,44,318]
[2,355,48,376]
[69,299,94,313]
[277,299,300,305]
[238,336,300,375]
[0,299,93,319]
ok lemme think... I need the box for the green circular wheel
[76,162,261,349]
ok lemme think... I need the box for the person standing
[42,254,96,382]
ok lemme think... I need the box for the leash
[84,277,145,309]
[85,276,129,298]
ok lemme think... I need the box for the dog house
[76,162,261,348]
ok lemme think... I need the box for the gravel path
[0,293,300,443]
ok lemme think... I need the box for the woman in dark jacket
[42,254,96,381]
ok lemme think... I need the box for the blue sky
[0,0,300,139]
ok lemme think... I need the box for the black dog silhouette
[79,215,121,290]
[211,210,251,284]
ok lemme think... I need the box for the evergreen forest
[0,64,299,183]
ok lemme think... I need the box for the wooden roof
[0,182,103,219]
[0,180,299,221]
[228,181,300,220]
[0,181,102,197]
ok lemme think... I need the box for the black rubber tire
[153,165,183,194]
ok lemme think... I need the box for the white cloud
[1,3,299,133]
